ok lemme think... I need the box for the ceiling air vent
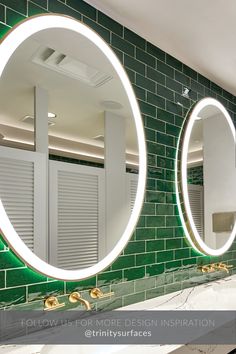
[32,46,113,87]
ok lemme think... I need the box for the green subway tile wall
[0,0,235,310]
[187,165,204,185]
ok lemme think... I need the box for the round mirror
[0,15,146,280]
[176,97,236,256]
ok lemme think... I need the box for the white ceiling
[0,27,138,161]
[85,0,236,96]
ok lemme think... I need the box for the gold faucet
[198,264,215,273]
[44,296,65,311]
[214,262,233,273]
[68,291,91,310]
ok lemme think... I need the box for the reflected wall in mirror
[0,15,146,280]
[176,97,236,256]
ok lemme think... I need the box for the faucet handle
[89,287,114,299]
[44,296,65,311]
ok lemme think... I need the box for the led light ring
[175,97,236,256]
[0,14,147,280]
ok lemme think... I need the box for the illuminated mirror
[0,15,146,280]
[176,97,236,256]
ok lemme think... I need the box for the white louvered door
[188,184,204,240]
[0,146,47,259]
[49,161,105,270]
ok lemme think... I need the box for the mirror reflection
[187,102,236,250]
[0,26,139,270]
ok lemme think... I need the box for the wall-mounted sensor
[182,87,190,98]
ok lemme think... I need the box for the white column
[104,111,128,254]
[34,86,48,261]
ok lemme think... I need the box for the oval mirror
[0,15,146,280]
[176,97,236,256]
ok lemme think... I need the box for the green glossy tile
[136,74,155,92]
[166,238,182,250]
[175,114,184,126]
[112,33,134,56]
[146,286,165,299]
[135,277,155,292]
[156,204,173,216]
[66,276,96,293]
[156,59,174,78]
[166,77,182,94]
[146,216,165,228]
[156,250,174,262]
[147,92,165,109]
[148,166,164,179]
[198,73,210,88]
[133,84,146,100]
[147,42,165,61]
[156,156,174,169]
[30,0,47,8]
[166,216,182,227]
[157,84,174,101]
[112,255,135,270]
[6,268,47,287]
[183,257,197,266]
[123,291,145,306]
[138,100,156,117]
[0,4,4,22]
[146,129,156,143]
[183,65,197,80]
[0,271,5,288]
[147,141,165,155]
[146,263,164,276]
[166,124,180,137]
[165,260,182,271]
[166,192,177,204]
[166,100,182,115]
[67,0,96,20]
[124,266,145,281]
[28,1,48,15]
[111,281,134,297]
[136,228,155,241]
[28,281,64,302]
[175,71,190,86]
[222,89,233,101]
[175,93,191,109]
[48,0,81,19]
[136,215,145,227]
[6,8,25,27]
[0,251,25,269]
[156,227,173,238]
[98,270,123,286]
[98,11,123,36]
[136,48,155,68]
[191,80,205,95]
[165,282,181,294]
[211,82,222,95]
[175,248,190,260]
[83,17,110,43]
[147,67,165,85]
[0,287,26,308]
[141,202,155,215]
[147,153,157,166]
[146,191,165,203]
[146,116,165,131]
[126,68,135,83]
[166,54,182,71]
[124,28,145,49]
[124,241,145,255]
[156,107,174,123]
[1,0,27,15]
[156,131,174,146]
[124,55,145,75]
[174,227,185,238]
[165,169,175,181]
[146,240,164,252]
[136,252,155,266]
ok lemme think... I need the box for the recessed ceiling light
[48,112,57,118]
[100,100,123,110]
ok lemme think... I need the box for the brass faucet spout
[69,291,91,310]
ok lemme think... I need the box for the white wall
[203,112,236,248]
